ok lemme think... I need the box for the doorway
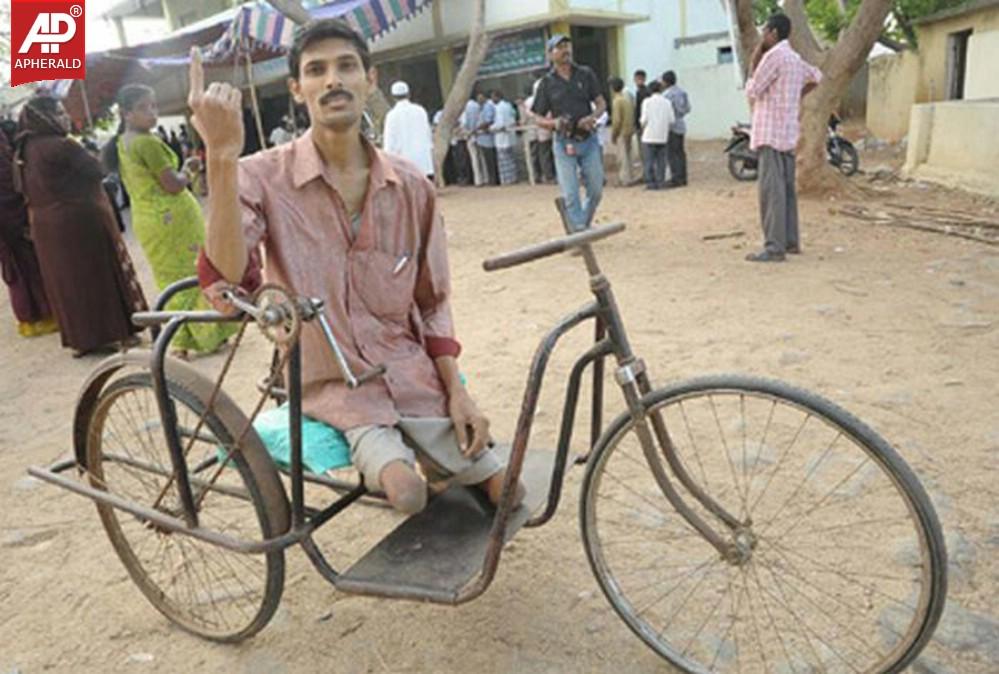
[946,29,972,100]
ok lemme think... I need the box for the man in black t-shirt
[531,34,607,230]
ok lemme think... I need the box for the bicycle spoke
[709,395,751,520]
[584,384,939,673]
[748,562,796,672]
[766,457,874,542]
[681,566,733,659]
[742,399,777,512]
[747,412,811,517]
[678,400,712,492]
[757,431,843,532]
[89,379,277,640]
[708,568,744,672]
[758,556,883,659]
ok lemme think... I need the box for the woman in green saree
[106,84,236,358]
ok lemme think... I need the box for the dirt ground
[2,141,998,673]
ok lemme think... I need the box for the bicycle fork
[592,270,753,565]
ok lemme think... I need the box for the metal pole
[522,126,535,185]
[244,52,268,149]
[288,343,304,527]
[591,316,605,451]
[78,79,93,129]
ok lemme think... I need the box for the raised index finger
[188,46,204,105]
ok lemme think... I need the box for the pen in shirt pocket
[392,251,411,275]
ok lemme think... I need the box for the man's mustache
[320,89,354,105]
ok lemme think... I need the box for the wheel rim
[87,378,280,641]
[582,386,937,673]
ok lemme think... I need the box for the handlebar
[482,223,626,272]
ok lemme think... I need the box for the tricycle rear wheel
[85,370,288,642]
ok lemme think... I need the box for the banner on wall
[455,29,547,78]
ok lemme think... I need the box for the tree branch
[782,0,826,66]
[825,0,893,79]
[432,0,491,185]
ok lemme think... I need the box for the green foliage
[752,0,971,49]
[892,0,967,46]
[806,0,857,42]
[753,0,782,24]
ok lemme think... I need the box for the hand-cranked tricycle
[29,202,946,672]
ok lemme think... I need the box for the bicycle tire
[580,374,946,673]
[85,365,289,642]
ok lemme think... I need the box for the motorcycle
[724,115,859,181]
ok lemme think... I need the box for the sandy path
[1,143,997,673]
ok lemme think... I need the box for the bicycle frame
[29,216,746,604]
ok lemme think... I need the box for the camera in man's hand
[555,114,593,142]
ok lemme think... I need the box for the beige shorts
[344,417,503,492]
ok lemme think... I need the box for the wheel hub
[723,527,758,566]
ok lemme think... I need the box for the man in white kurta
[382,80,434,178]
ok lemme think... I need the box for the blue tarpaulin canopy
[61,0,431,126]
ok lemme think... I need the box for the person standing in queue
[744,13,822,262]
[530,34,606,231]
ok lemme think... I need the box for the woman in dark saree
[15,95,148,356]
[0,119,56,337]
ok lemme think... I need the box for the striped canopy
[213,0,432,58]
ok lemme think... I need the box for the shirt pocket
[350,248,417,322]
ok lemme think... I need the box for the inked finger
[225,86,242,108]
[188,47,204,105]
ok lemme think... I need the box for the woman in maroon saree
[15,96,148,356]
[0,120,56,337]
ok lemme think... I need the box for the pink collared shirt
[198,130,459,430]
[746,40,822,153]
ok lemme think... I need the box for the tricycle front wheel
[580,375,945,673]
[85,369,289,642]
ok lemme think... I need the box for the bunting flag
[332,0,431,42]
[212,0,432,59]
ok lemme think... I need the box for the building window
[717,46,734,65]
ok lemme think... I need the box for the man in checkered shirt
[745,13,822,262]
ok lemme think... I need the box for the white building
[368,0,748,139]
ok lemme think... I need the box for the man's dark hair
[766,13,792,41]
[649,81,662,94]
[608,76,624,93]
[662,70,677,86]
[288,19,371,80]
[634,69,647,79]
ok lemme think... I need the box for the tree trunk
[797,0,893,194]
[432,0,490,186]
[732,0,893,195]
[730,0,760,80]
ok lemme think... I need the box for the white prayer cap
[390,81,410,97]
